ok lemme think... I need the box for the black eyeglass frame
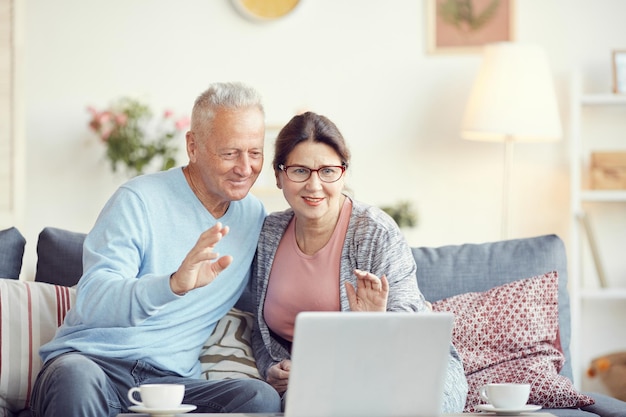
[278,164,347,183]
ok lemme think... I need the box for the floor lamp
[460,42,562,239]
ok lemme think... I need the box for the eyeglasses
[278,164,346,183]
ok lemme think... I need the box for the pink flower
[99,111,113,125]
[89,119,101,131]
[100,128,112,142]
[163,109,174,118]
[87,106,104,131]
[115,113,128,126]
[175,116,190,130]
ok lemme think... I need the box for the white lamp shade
[461,42,562,142]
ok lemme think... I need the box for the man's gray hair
[191,82,264,133]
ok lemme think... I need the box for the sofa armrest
[581,392,626,417]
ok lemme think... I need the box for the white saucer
[128,404,196,416]
[477,404,542,415]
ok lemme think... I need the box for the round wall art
[231,0,301,21]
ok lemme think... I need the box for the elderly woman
[251,111,468,412]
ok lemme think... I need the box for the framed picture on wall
[613,50,626,94]
[426,0,515,54]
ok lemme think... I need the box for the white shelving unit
[569,73,626,392]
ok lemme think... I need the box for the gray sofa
[409,234,625,416]
[1,227,625,416]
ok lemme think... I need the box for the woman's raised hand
[345,269,389,312]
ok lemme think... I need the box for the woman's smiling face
[278,141,346,224]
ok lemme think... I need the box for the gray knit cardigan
[250,197,468,412]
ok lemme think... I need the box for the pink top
[263,198,352,341]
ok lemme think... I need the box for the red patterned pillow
[432,272,594,412]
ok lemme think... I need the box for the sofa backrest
[411,234,572,380]
[0,227,26,279]
[35,227,86,287]
[31,227,573,381]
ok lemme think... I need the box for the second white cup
[127,383,185,409]
[479,383,530,409]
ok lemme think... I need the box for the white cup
[479,383,530,409]
[127,384,185,409]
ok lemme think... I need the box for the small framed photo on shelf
[613,50,626,94]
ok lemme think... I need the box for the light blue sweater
[39,168,266,378]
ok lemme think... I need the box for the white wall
[17,0,626,278]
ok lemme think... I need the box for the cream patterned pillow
[199,308,261,380]
[0,279,75,414]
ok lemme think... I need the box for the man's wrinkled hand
[170,222,232,295]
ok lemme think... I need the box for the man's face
[187,107,265,205]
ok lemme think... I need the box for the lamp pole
[461,43,562,241]
[501,135,514,240]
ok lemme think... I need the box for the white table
[117,413,557,417]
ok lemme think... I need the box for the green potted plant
[87,97,190,177]
[381,200,418,228]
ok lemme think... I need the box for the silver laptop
[283,311,455,417]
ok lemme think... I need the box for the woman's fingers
[354,268,383,291]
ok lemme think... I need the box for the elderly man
[31,82,280,417]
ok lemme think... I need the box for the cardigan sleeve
[250,211,293,379]
[338,200,428,313]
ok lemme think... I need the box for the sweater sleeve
[442,344,469,413]
[251,211,293,379]
[72,186,179,328]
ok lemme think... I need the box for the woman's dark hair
[272,111,351,173]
